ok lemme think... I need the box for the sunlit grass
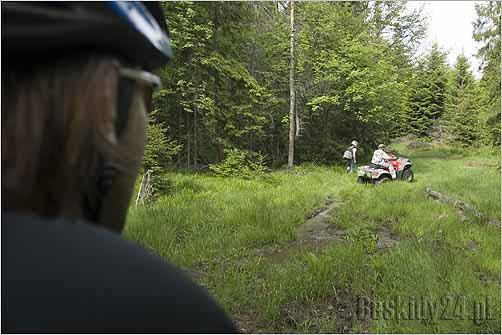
[124,145,500,333]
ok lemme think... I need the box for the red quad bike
[357,155,414,185]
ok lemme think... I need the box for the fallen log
[425,187,501,228]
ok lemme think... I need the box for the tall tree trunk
[287,0,296,169]
[194,104,198,169]
[295,97,301,138]
[186,110,190,169]
[177,104,182,167]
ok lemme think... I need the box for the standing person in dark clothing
[343,140,358,173]
[1,2,237,333]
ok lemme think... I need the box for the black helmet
[2,1,173,70]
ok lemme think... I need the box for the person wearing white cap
[343,140,359,173]
[371,144,396,179]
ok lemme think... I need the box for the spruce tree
[444,55,482,146]
[408,44,449,138]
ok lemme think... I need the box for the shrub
[209,148,268,179]
[142,110,182,197]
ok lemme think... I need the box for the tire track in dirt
[197,197,402,333]
[235,198,360,333]
[251,199,348,264]
[239,198,402,333]
[235,199,352,334]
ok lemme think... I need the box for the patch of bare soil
[467,239,478,251]
[277,291,371,334]
[199,199,402,333]
[297,200,344,240]
[234,313,276,334]
[375,224,400,250]
[332,292,372,334]
[239,200,405,333]
[252,200,348,264]
[189,200,350,284]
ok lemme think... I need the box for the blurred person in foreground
[1,2,237,333]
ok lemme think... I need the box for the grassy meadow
[125,144,500,333]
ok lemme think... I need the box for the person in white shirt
[371,144,396,179]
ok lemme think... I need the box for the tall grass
[125,146,500,333]
[126,166,354,266]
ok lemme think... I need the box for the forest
[128,1,501,333]
[145,1,500,174]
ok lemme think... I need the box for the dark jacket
[1,211,237,333]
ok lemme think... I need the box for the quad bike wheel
[375,176,391,185]
[357,176,365,184]
[402,168,414,182]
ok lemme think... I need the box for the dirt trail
[254,198,399,263]
[375,224,400,250]
[236,198,403,333]
[296,199,346,241]
[279,291,371,334]
[252,199,347,264]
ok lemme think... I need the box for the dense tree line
[148,1,500,171]
[473,1,501,146]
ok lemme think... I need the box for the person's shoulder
[2,211,237,333]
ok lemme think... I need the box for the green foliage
[143,110,182,194]
[408,44,449,138]
[144,113,181,172]
[126,147,500,333]
[209,148,267,179]
[443,55,484,146]
[290,1,424,162]
[154,1,271,168]
[123,3,501,331]
[473,1,501,146]
[154,1,438,168]
[150,1,496,173]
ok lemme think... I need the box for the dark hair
[2,56,126,218]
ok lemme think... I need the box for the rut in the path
[296,199,346,242]
[247,198,401,334]
[252,199,347,263]
[237,199,350,334]
[254,197,399,264]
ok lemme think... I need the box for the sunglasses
[115,66,162,136]
[119,67,162,90]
